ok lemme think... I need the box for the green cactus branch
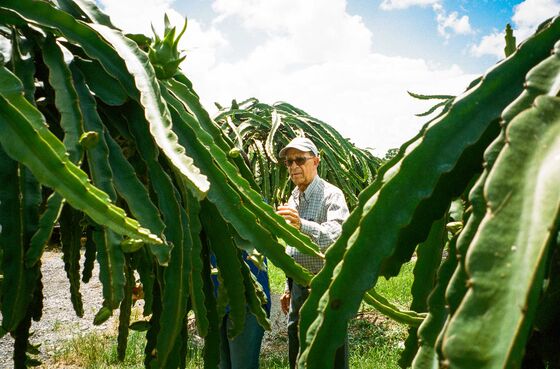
[1,2,559,369]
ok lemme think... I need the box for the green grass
[50,328,204,369]
[347,260,414,369]
[348,315,407,369]
[48,320,406,369]
[267,256,415,306]
[51,330,148,369]
[374,261,415,309]
[48,262,415,369]
[267,261,288,294]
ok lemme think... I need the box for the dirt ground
[0,251,114,368]
[0,250,287,369]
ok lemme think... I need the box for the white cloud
[99,0,227,78]
[176,20,228,76]
[99,0,173,34]
[470,31,504,58]
[433,4,473,38]
[186,0,474,153]
[380,1,472,39]
[191,52,473,153]
[380,0,439,10]
[513,0,560,29]
[470,0,560,58]
[211,0,372,64]
[99,0,475,154]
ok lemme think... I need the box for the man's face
[284,148,319,190]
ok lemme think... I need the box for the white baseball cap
[279,137,318,158]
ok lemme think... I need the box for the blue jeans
[219,311,264,369]
[287,282,348,369]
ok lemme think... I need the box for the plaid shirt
[285,175,349,274]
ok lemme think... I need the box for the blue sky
[351,0,517,73]
[98,0,560,154]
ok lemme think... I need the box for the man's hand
[280,290,291,314]
[276,205,301,230]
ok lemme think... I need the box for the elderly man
[276,137,349,369]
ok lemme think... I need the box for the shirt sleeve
[299,191,349,252]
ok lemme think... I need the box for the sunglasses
[284,156,314,167]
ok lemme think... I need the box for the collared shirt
[285,175,349,274]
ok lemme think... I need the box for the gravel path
[0,251,116,369]
[0,250,287,368]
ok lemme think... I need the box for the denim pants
[287,283,349,369]
[219,311,265,369]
